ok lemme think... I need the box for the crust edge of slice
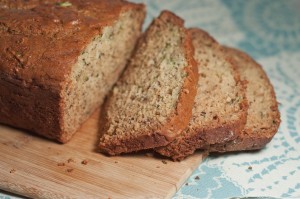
[209,46,281,153]
[156,28,248,161]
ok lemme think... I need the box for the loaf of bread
[0,0,280,160]
[0,0,145,142]
[156,29,248,160]
[209,47,281,152]
[99,11,198,155]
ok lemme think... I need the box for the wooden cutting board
[0,109,204,199]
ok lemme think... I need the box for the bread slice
[209,47,281,152]
[156,29,248,161]
[0,0,145,142]
[98,11,198,155]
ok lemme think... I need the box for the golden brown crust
[156,28,248,161]
[99,11,198,155]
[209,47,281,152]
[189,28,218,46]
[157,10,184,26]
[209,136,273,153]
[99,133,169,155]
[156,124,239,161]
[160,19,198,141]
[0,76,62,141]
[0,0,145,90]
[157,115,248,161]
[0,0,146,142]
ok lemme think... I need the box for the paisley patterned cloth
[1,0,300,198]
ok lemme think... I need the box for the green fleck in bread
[156,29,248,161]
[209,47,281,152]
[99,11,198,155]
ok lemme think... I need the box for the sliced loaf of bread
[209,47,281,152]
[156,29,248,160]
[98,11,198,155]
[0,0,145,142]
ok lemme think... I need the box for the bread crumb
[248,166,252,170]
[162,160,167,164]
[156,166,160,168]
[10,169,16,173]
[66,168,74,173]
[81,159,88,165]
[185,183,188,186]
[114,161,118,164]
[67,158,75,163]
[226,96,232,103]
[183,89,189,94]
[195,176,200,180]
[57,162,65,166]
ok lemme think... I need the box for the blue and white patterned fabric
[1,0,300,198]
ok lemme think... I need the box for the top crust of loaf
[99,11,198,155]
[156,28,248,160]
[209,47,281,152]
[0,0,145,91]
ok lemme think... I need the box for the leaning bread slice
[156,29,248,161]
[209,47,281,152]
[98,11,198,155]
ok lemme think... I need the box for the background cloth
[1,0,300,198]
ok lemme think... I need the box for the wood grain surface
[0,109,204,199]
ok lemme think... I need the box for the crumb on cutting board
[248,166,253,170]
[66,168,74,173]
[67,158,75,163]
[57,162,65,166]
[10,169,16,173]
[194,176,200,180]
[81,159,88,165]
[162,160,167,164]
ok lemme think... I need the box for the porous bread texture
[99,11,198,155]
[156,29,248,161]
[62,10,144,141]
[209,47,281,152]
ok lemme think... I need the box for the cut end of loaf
[99,11,198,155]
[59,9,145,142]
